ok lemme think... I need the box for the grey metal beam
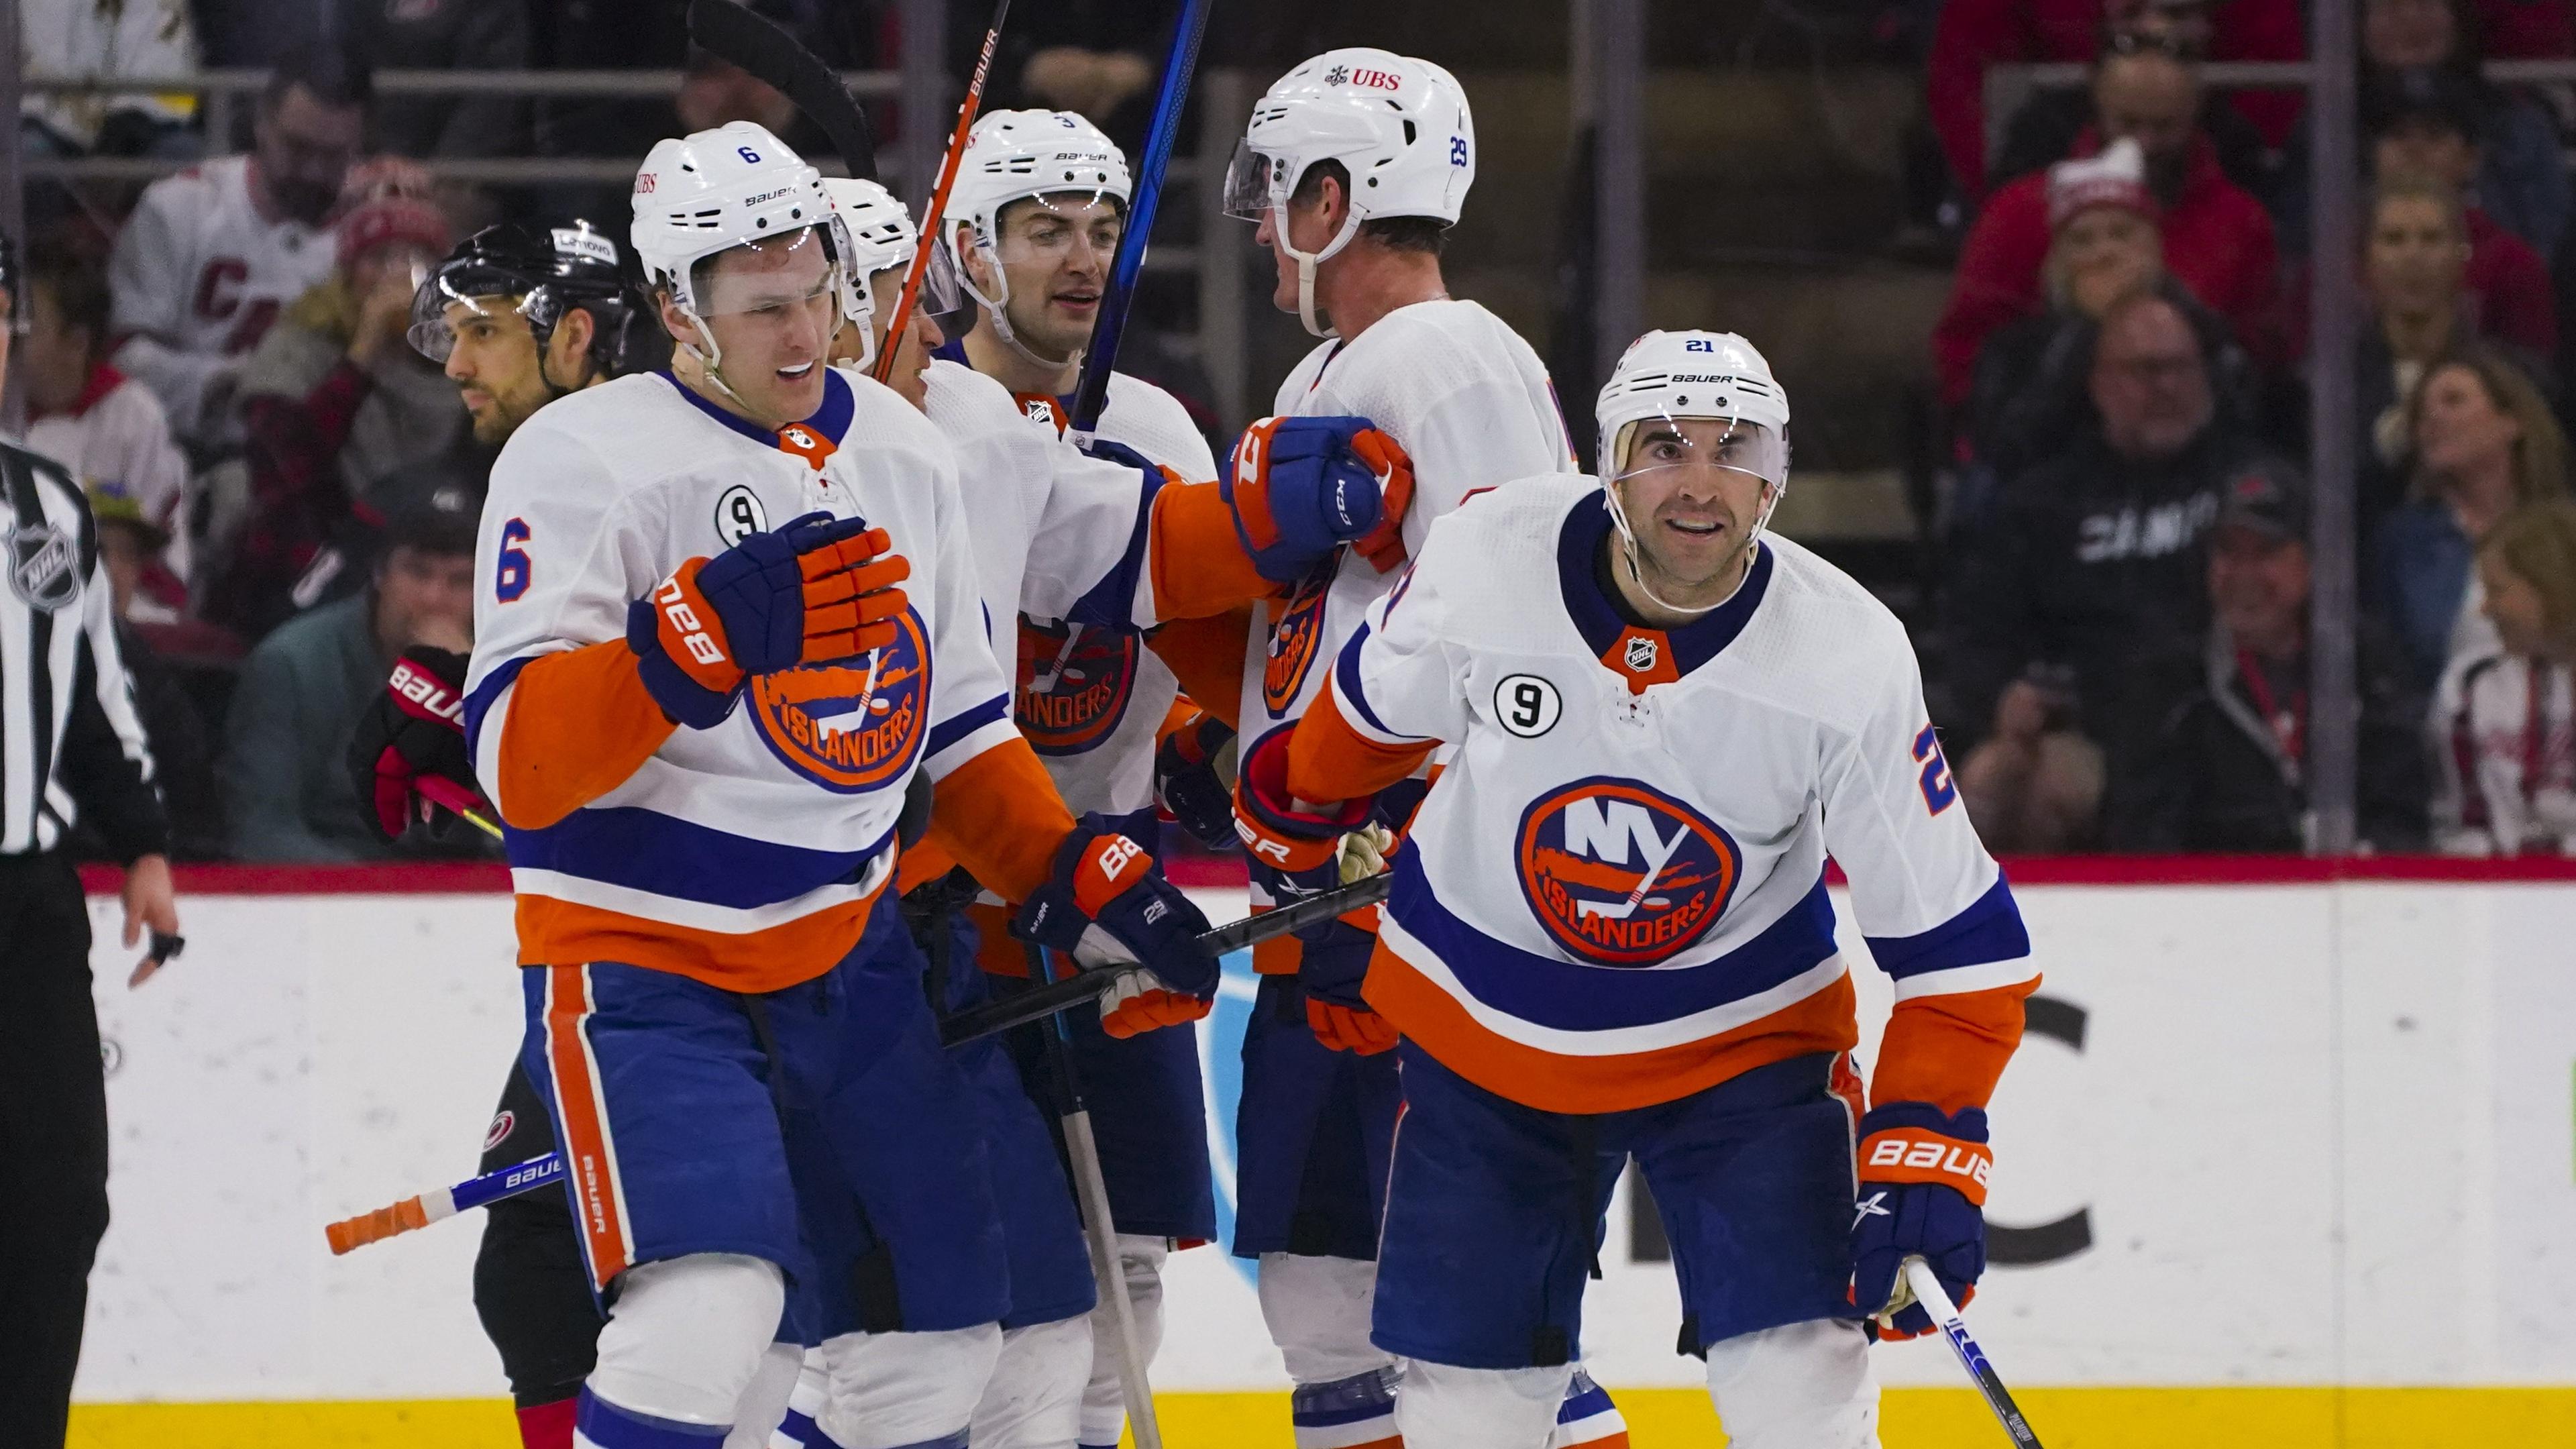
[1589,0,1646,382]
[2306,0,2360,855]
[0,0,23,433]
[899,0,948,208]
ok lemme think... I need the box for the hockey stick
[934,869,1392,1046]
[1905,1258,2046,1448]
[1066,0,1213,444]
[1027,943,1167,1449]
[686,0,877,180]
[326,1152,563,1255]
[323,876,1391,1254]
[868,0,1012,384]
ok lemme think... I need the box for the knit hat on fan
[2047,138,2159,230]
[335,157,451,271]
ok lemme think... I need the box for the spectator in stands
[1949,289,2271,771]
[2364,0,2570,258]
[1968,139,2259,478]
[1989,11,2275,201]
[2371,346,2569,689]
[18,0,202,231]
[1953,663,2108,852]
[347,0,529,160]
[81,483,227,861]
[2350,179,2555,531]
[107,44,368,453]
[208,164,462,640]
[1928,0,2304,207]
[1933,40,2282,411]
[2113,462,2429,851]
[18,237,193,614]
[2432,498,2576,854]
[221,484,481,862]
[2367,68,2557,356]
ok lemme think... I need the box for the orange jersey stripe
[1288,684,1437,804]
[1148,479,1280,621]
[542,965,631,1291]
[1364,940,1861,1115]
[494,641,678,830]
[926,737,1077,906]
[896,837,960,896]
[1148,607,1255,731]
[1870,977,2039,1114]
[514,885,885,994]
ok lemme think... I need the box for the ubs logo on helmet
[1515,777,1739,967]
[1016,617,1139,755]
[748,606,933,793]
[1262,572,1332,718]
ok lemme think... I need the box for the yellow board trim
[66,1387,2576,1448]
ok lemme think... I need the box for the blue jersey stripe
[464,653,537,762]
[927,693,1010,761]
[507,805,894,910]
[1863,875,2029,979]
[1385,847,1839,1033]
[1334,621,1417,739]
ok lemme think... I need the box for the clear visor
[1609,415,1789,490]
[901,243,965,317]
[1222,142,1288,221]
[408,276,533,362]
[692,225,845,319]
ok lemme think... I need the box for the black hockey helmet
[408,219,661,382]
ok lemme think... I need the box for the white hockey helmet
[939,109,1132,367]
[1594,329,1793,614]
[821,176,959,372]
[1222,48,1476,337]
[629,121,861,384]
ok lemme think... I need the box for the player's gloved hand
[1849,1103,1992,1340]
[626,511,910,727]
[1014,815,1218,1038]
[1222,416,1417,583]
[1155,710,1239,849]
[1299,824,1399,1053]
[347,646,488,841]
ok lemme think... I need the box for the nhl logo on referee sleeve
[7,523,80,612]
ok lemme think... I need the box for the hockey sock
[518,1395,580,1449]
[1289,1366,1404,1449]
[573,1388,731,1449]
[1548,1368,1630,1448]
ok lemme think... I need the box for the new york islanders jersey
[1242,298,1575,749]
[464,366,1017,990]
[107,155,335,443]
[1296,476,2037,1114]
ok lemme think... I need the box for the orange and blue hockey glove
[1232,727,1398,1054]
[1222,415,1416,583]
[627,510,910,727]
[1014,815,1219,1038]
[1850,1103,1992,1340]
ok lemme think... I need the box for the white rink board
[74,878,2576,1401]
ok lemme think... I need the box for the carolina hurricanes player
[461,122,1221,1449]
[1216,48,1625,1449]
[1236,331,2039,1448]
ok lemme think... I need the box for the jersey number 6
[495,518,532,603]
[1912,724,1957,815]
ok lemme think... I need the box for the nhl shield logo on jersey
[6,523,80,612]
[1016,616,1139,755]
[1262,571,1332,718]
[1515,777,1741,967]
[748,605,933,792]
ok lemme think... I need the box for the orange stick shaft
[871,0,1011,382]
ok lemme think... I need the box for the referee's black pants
[0,853,110,1449]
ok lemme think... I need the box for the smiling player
[1234,330,2041,1448]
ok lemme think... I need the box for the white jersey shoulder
[1097,372,1218,481]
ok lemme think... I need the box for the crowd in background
[21,0,2576,864]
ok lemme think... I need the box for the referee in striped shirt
[0,229,182,1449]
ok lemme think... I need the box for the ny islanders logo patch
[749,605,932,792]
[1515,777,1740,967]
[1262,571,1332,718]
[1017,616,1139,755]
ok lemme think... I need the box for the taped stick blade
[686,0,877,180]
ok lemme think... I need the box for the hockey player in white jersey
[1234,330,2041,1448]
[462,122,1227,1449]
[1216,48,1627,1449]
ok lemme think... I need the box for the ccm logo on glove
[1860,1129,1993,1205]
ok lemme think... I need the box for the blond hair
[2481,500,2576,644]
[2406,346,2571,505]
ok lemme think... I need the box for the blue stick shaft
[1067,0,1214,441]
[451,1151,564,1213]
